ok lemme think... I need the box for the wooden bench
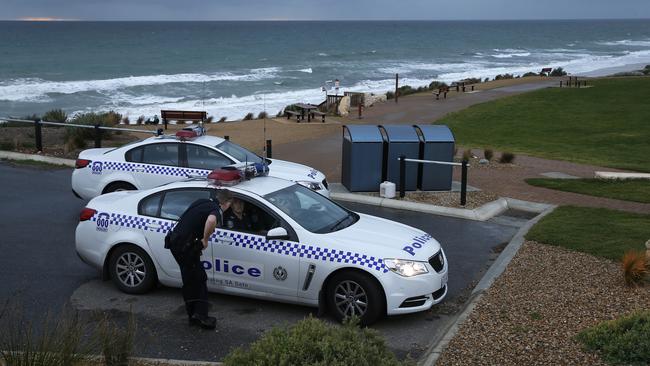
[161,110,207,130]
[433,87,449,100]
[311,110,326,123]
[541,67,553,76]
[285,110,301,121]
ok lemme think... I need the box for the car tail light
[75,159,91,169]
[79,208,97,221]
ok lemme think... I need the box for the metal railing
[399,155,469,206]
[1,117,164,152]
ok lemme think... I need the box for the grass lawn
[526,206,650,261]
[438,77,650,172]
[0,158,70,169]
[525,178,650,203]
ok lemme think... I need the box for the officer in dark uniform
[223,198,254,232]
[165,190,232,329]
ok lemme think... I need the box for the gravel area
[436,241,650,366]
[364,191,500,209]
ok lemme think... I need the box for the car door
[182,143,235,175]
[139,188,214,280]
[125,142,183,189]
[211,194,300,298]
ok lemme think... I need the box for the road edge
[419,205,557,366]
[0,150,76,167]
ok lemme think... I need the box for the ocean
[1,19,650,121]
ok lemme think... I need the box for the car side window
[125,146,144,163]
[158,189,212,221]
[186,144,233,170]
[139,192,162,217]
[141,143,179,166]
[222,196,294,238]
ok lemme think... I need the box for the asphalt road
[0,162,522,361]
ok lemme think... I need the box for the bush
[218,116,227,123]
[550,67,567,77]
[223,317,405,366]
[522,72,538,77]
[484,148,494,161]
[243,112,254,121]
[643,65,650,75]
[99,314,136,366]
[65,111,121,141]
[484,77,490,82]
[462,149,473,161]
[460,77,481,84]
[499,152,516,164]
[494,73,514,80]
[258,111,268,119]
[121,116,130,125]
[428,81,448,90]
[135,115,144,125]
[386,91,395,100]
[621,250,648,286]
[42,109,67,122]
[205,116,214,123]
[576,310,650,365]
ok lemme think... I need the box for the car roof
[161,175,294,197]
[143,134,226,146]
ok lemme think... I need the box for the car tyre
[326,270,385,326]
[109,244,157,294]
[103,181,136,194]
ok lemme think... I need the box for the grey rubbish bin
[414,124,455,191]
[380,125,420,191]
[341,125,385,192]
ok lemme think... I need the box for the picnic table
[294,103,319,122]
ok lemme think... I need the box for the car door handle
[133,168,145,173]
[147,223,162,230]
[219,237,234,244]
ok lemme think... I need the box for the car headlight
[297,181,322,191]
[384,259,429,277]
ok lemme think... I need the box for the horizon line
[4,17,650,22]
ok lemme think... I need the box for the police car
[71,126,329,200]
[75,169,448,325]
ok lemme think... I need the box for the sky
[3,0,650,21]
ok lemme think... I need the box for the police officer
[165,189,232,329]
[223,198,254,232]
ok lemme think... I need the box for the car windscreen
[216,140,264,164]
[264,185,358,234]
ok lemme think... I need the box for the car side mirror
[266,227,289,241]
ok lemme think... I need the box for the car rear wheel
[326,270,385,326]
[103,181,136,194]
[109,244,157,294]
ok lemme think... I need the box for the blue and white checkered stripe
[102,161,208,177]
[91,212,387,273]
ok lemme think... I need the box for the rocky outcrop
[363,93,387,107]
[338,96,350,116]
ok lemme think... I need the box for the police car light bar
[207,169,242,186]
[175,130,198,140]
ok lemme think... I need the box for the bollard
[358,103,363,119]
[560,80,563,88]
[163,118,168,130]
[34,118,43,153]
[399,155,406,198]
[266,139,272,159]
[224,135,229,141]
[94,124,101,148]
[460,160,468,206]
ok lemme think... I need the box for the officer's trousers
[171,249,209,318]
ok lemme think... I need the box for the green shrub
[42,109,67,122]
[494,73,514,80]
[522,72,538,77]
[205,116,214,123]
[99,314,136,366]
[121,116,130,125]
[499,152,516,164]
[218,116,227,123]
[462,149,473,161]
[386,91,395,100]
[460,77,481,84]
[550,67,567,77]
[576,310,650,365]
[258,111,268,119]
[136,115,145,125]
[428,81,448,90]
[484,77,490,82]
[484,148,494,161]
[223,317,405,366]
[642,65,650,75]
[243,112,254,121]
[65,111,121,141]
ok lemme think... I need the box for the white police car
[75,170,448,325]
[71,127,329,199]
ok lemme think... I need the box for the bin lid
[343,125,384,142]
[381,125,420,142]
[414,124,454,142]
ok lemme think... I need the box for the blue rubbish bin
[341,125,385,192]
[380,125,420,192]
[414,124,455,191]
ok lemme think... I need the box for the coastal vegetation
[439,77,650,172]
[525,206,650,261]
[525,178,650,203]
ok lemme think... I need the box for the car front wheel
[109,244,157,294]
[326,270,385,326]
